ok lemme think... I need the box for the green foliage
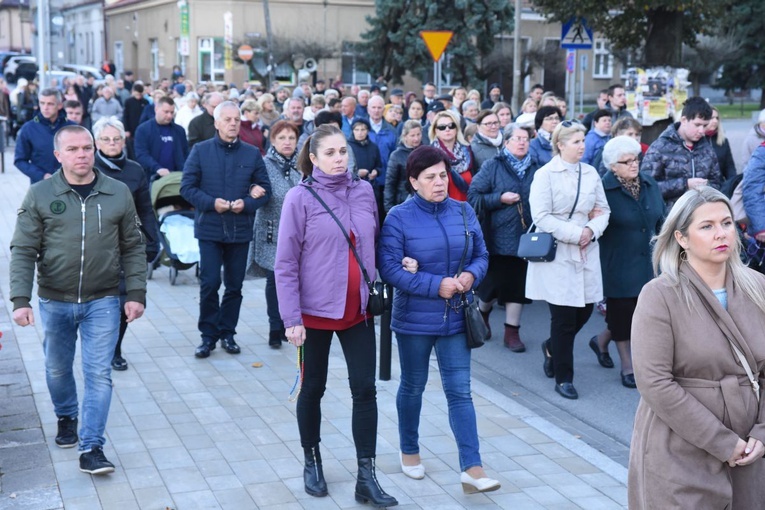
[716,0,765,104]
[359,0,513,85]
[529,0,725,67]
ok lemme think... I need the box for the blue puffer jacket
[369,122,398,187]
[529,135,553,168]
[378,193,488,336]
[180,135,272,243]
[14,110,75,183]
[742,143,765,236]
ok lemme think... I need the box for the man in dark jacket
[122,83,148,159]
[10,125,147,475]
[641,96,722,209]
[134,96,189,182]
[14,88,75,183]
[187,92,223,148]
[181,101,272,358]
[604,84,633,125]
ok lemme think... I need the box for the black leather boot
[355,457,398,507]
[303,446,328,497]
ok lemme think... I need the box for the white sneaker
[399,452,425,479]
[460,471,500,494]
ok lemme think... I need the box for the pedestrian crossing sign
[561,17,593,49]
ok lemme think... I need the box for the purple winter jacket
[274,167,379,328]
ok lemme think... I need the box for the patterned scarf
[616,174,641,200]
[433,138,471,175]
[268,145,298,178]
[502,148,531,180]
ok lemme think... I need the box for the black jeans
[265,271,284,332]
[198,240,249,342]
[548,303,594,384]
[297,320,378,459]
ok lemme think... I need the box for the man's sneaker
[55,416,78,448]
[79,446,115,475]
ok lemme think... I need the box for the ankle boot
[354,457,398,507]
[503,324,526,352]
[480,309,492,339]
[303,446,328,497]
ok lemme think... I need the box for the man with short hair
[642,96,722,209]
[583,89,609,131]
[134,96,190,181]
[582,109,611,165]
[389,88,404,106]
[327,97,342,112]
[122,83,149,159]
[91,86,123,124]
[274,86,291,112]
[605,84,633,124]
[340,96,357,137]
[188,92,224,147]
[422,82,437,105]
[10,125,147,475]
[64,100,84,125]
[481,84,502,109]
[14,88,75,183]
[366,95,397,217]
[529,84,544,105]
[355,90,370,119]
[115,79,130,105]
[181,101,271,359]
[280,97,306,136]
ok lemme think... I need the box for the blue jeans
[396,332,482,471]
[39,296,120,452]
[198,240,249,342]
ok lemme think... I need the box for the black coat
[93,150,160,260]
[122,96,149,135]
[347,137,382,182]
[384,144,415,212]
[188,110,216,148]
[707,135,737,181]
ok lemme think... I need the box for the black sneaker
[55,416,78,448]
[79,446,115,475]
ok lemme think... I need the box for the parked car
[4,56,38,83]
[59,64,106,82]
[38,70,78,87]
[0,52,23,74]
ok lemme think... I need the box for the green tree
[359,0,513,86]
[529,0,726,67]
[715,0,765,108]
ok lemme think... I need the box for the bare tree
[683,31,744,97]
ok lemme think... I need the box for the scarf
[477,132,503,148]
[616,174,641,200]
[502,148,531,180]
[538,128,552,142]
[97,150,126,171]
[433,138,471,193]
[268,146,298,179]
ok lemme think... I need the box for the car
[37,70,78,87]
[59,64,106,82]
[0,51,23,73]
[4,55,37,83]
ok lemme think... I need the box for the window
[150,38,159,81]
[592,39,613,79]
[198,37,225,82]
[341,42,371,85]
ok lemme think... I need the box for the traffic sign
[561,17,593,49]
[420,31,453,62]
[238,44,254,61]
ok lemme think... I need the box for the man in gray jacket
[90,86,123,124]
[10,125,147,476]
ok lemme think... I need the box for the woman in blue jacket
[528,106,562,168]
[378,145,499,494]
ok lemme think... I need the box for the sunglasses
[435,123,457,131]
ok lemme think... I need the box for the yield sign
[420,31,453,62]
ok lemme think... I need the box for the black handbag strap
[526,162,582,234]
[303,181,375,291]
[455,202,470,277]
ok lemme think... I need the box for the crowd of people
[8,67,765,508]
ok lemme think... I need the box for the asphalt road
[471,118,758,467]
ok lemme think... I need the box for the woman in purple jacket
[274,125,398,508]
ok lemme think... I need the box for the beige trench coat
[525,156,610,307]
[629,264,765,510]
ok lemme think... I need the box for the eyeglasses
[544,115,560,122]
[481,121,500,127]
[435,123,457,131]
[508,136,529,143]
[98,136,123,144]
[617,158,640,166]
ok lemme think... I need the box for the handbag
[455,203,488,348]
[517,163,582,262]
[304,182,390,316]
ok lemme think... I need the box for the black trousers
[297,320,378,459]
[548,303,594,384]
[265,271,284,332]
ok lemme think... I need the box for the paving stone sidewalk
[0,155,628,509]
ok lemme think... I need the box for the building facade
[0,0,32,53]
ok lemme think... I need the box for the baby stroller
[148,172,200,285]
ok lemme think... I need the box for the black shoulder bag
[304,183,389,316]
[517,163,582,262]
[455,202,488,349]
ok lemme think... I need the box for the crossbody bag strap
[455,202,470,276]
[303,183,374,290]
[567,163,582,221]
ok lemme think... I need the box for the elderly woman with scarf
[429,110,474,201]
[248,120,302,348]
[470,110,504,172]
[468,124,538,352]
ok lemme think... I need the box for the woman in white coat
[526,121,610,400]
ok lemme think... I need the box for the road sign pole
[569,50,576,120]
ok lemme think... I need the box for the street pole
[511,0,521,115]
[36,0,48,89]
[262,0,276,87]
[569,50,576,120]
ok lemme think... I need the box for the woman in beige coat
[526,122,610,400]
[629,187,765,509]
